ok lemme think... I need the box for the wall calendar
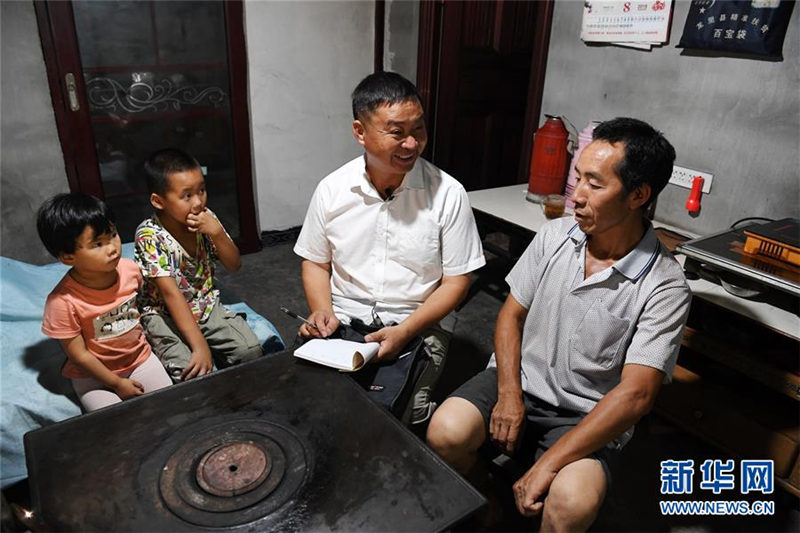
[582,0,674,49]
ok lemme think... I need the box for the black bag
[335,319,431,419]
[677,0,795,59]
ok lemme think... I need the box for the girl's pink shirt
[42,258,151,379]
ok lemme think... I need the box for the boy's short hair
[351,71,423,121]
[37,193,116,258]
[144,148,201,196]
[592,117,676,209]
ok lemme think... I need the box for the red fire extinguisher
[526,115,576,203]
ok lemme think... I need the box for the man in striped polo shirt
[428,118,691,531]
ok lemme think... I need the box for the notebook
[293,338,380,371]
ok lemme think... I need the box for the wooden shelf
[681,326,800,403]
[655,364,799,493]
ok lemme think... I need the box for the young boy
[135,148,263,382]
[38,193,172,412]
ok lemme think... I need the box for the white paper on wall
[582,0,673,47]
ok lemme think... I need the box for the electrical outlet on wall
[669,165,713,193]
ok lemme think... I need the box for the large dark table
[25,351,485,531]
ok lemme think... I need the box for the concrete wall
[6,0,795,262]
[1,1,70,264]
[384,0,419,82]
[540,0,800,235]
[1,1,376,263]
[245,0,374,232]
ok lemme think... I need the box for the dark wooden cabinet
[655,296,800,497]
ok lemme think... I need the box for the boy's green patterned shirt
[134,213,220,323]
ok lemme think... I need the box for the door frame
[374,0,385,72]
[415,0,555,185]
[33,0,261,252]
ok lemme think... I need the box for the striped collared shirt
[489,217,691,445]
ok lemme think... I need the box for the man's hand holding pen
[300,310,339,338]
[281,307,339,339]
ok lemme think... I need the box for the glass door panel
[71,0,240,241]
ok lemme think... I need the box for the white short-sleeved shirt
[294,155,486,325]
[488,217,691,444]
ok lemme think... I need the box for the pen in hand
[280,307,319,331]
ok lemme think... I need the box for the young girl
[37,193,171,411]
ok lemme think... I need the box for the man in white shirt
[293,72,486,425]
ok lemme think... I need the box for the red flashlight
[685,176,704,213]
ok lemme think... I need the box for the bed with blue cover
[0,244,284,488]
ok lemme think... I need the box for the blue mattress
[0,244,283,487]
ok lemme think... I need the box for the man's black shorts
[450,367,621,487]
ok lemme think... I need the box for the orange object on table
[743,218,800,267]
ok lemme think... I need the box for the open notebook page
[293,338,380,371]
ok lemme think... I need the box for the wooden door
[34,0,260,252]
[417,0,553,191]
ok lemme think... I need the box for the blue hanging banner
[677,0,795,59]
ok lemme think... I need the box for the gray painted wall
[12,0,787,264]
[1,1,70,264]
[245,0,374,232]
[1,1,376,263]
[540,0,800,235]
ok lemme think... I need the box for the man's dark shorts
[451,367,620,488]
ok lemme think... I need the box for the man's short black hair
[37,193,116,258]
[144,148,201,196]
[351,71,423,121]
[592,117,676,209]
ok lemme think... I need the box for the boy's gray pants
[141,302,263,381]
